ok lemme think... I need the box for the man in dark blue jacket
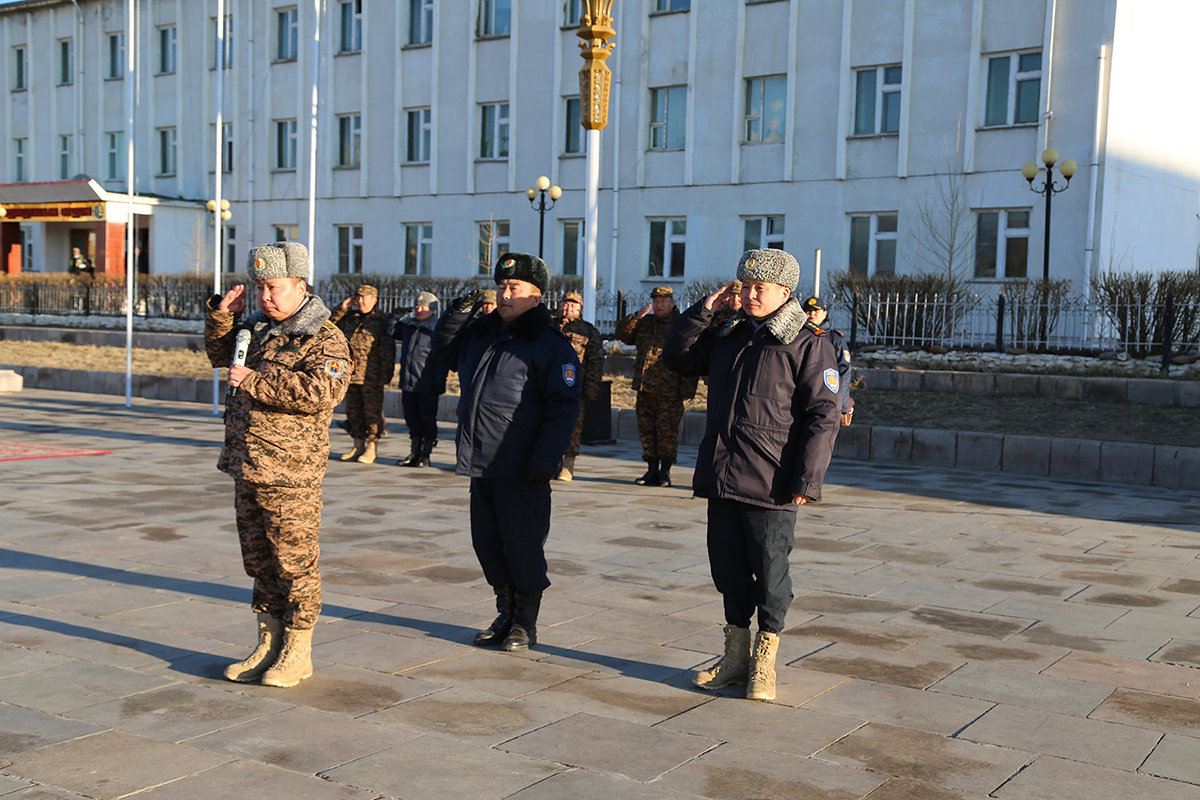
[664,248,840,701]
[433,253,581,652]
[386,291,449,467]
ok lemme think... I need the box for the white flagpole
[306,0,321,284]
[212,0,225,415]
[124,0,136,408]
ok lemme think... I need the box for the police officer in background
[387,291,450,468]
[205,242,351,688]
[553,291,603,481]
[801,296,854,427]
[433,253,581,652]
[664,248,840,702]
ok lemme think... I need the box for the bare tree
[470,216,502,277]
[185,216,212,278]
[910,117,976,281]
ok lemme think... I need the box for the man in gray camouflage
[206,242,350,688]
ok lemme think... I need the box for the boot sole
[693,676,748,690]
[261,669,313,688]
[224,668,269,683]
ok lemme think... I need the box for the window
[564,97,582,154]
[848,213,898,275]
[337,225,364,273]
[974,209,1030,279]
[743,217,785,252]
[404,223,433,275]
[479,0,511,37]
[13,47,25,90]
[337,114,361,167]
[21,227,35,272]
[653,0,690,11]
[479,102,509,159]
[106,132,126,181]
[157,128,177,176]
[984,51,1042,127]
[562,220,584,276]
[212,16,233,68]
[275,119,298,169]
[158,26,177,74]
[275,224,300,242]
[108,33,124,79]
[277,8,299,61]
[650,86,686,150]
[477,219,509,275]
[59,135,74,179]
[222,123,234,172]
[745,76,786,143]
[58,39,73,85]
[406,108,431,163]
[853,65,902,135]
[565,0,581,26]
[648,219,687,278]
[410,0,433,44]
[13,139,25,182]
[223,227,237,273]
[340,1,362,53]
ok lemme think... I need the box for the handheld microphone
[230,328,251,396]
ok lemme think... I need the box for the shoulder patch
[804,320,827,336]
[322,320,337,331]
[562,363,577,386]
[823,368,840,393]
[324,358,347,379]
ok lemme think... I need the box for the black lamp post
[525,175,562,259]
[1022,148,1077,281]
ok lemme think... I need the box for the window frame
[275,119,298,170]
[404,223,434,276]
[107,33,125,80]
[336,224,364,274]
[564,0,582,27]
[58,38,73,85]
[212,15,234,69]
[409,0,433,45]
[848,213,898,276]
[106,131,126,181]
[649,86,687,151]
[973,208,1032,279]
[477,219,510,275]
[852,64,902,136]
[223,226,237,274]
[983,50,1042,128]
[564,96,582,155]
[479,0,512,38]
[340,0,363,53]
[157,26,177,74]
[13,138,25,183]
[742,216,785,252]
[157,127,177,176]
[13,46,26,91]
[647,218,687,279]
[561,219,585,276]
[479,102,510,160]
[744,75,787,144]
[59,134,73,180]
[276,7,299,61]
[336,113,362,168]
[406,107,432,163]
[275,224,300,243]
[651,0,690,13]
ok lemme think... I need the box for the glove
[840,409,853,427]
[450,289,484,315]
[527,467,554,484]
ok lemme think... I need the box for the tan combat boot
[261,627,314,687]
[746,631,780,701]
[358,440,377,464]
[555,455,576,481]
[341,438,365,461]
[224,613,284,683]
[693,625,751,690]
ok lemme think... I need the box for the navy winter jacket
[433,303,582,479]
[387,311,449,394]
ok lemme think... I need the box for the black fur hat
[494,252,549,293]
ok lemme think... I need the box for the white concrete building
[1,0,1196,296]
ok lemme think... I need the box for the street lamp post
[525,176,562,259]
[1022,148,1077,281]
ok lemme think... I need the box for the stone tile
[1049,438,1102,482]
[931,662,1114,716]
[783,617,937,651]
[70,684,285,743]
[503,711,715,782]
[956,432,1003,471]
[864,777,992,800]
[133,759,377,800]
[1090,688,1200,738]
[1001,434,1051,476]
[524,673,706,725]
[1069,584,1200,615]
[658,697,862,757]
[402,650,590,698]
[1042,650,1200,698]
[655,740,886,799]
[0,705,104,758]
[505,768,696,800]
[801,678,993,736]
[889,606,1035,639]
[902,632,1070,673]
[0,646,73,678]
[190,706,420,772]
[1154,446,1200,491]
[1152,637,1200,669]
[3,730,231,800]
[541,635,708,681]
[1041,567,1160,590]
[361,686,570,745]
[0,661,176,714]
[791,642,962,689]
[871,426,913,463]
[312,629,471,674]
[819,722,1029,795]
[1139,734,1200,784]
[911,429,956,468]
[994,754,1200,800]
[789,592,917,622]
[959,704,1160,769]
[554,608,710,646]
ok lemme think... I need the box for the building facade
[1,0,1196,296]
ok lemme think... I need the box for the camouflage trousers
[345,383,386,442]
[635,392,685,462]
[233,480,323,630]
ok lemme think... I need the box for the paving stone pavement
[2,388,1200,799]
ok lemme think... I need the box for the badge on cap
[823,368,839,393]
[504,258,515,267]
[745,257,756,270]
[562,364,576,386]
[324,359,347,379]
[254,258,264,269]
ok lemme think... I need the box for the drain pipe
[71,0,83,175]
[1083,45,1107,301]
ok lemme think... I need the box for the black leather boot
[502,591,542,652]
[396,439,419,467]
[658,459,674,487]
[635,459,660,486]
[473,584,515,647]
[412,437,433,468]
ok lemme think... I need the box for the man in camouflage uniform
[329,284,394,464]
[616,286,698,487]
[553,291,603,480]
[205,241,350,688]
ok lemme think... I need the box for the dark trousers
[706,498,796,633]
[469,477,552,594]
[401,390,440,442]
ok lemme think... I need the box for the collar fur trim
[717,297,808,344]
[246,294,332,338]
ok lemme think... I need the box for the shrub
[1090,270,1200,357]
[828,270,979,347]
[1001,278,1073,351]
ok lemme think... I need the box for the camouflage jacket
[327,306,395,385]
[206,295,351,488]
[615,307,699,398]
[555,315,603,401]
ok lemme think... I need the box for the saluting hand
[704,282,739,311]
[637,304,652,318]
[218,285,247,314]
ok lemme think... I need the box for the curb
[5,363,1198,492]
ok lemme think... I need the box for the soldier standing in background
[801,296,854,427]
[615,286,698,487]
[553,291,602,481]
[387,291,449,468]
[205,242,350,688]
[329,285,394,464]
[479,290,498,317]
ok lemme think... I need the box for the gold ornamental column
[577,0,615,325]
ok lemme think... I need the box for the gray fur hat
[736,248,800,291]
[247,242,310,281]
[416,291,438,306]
